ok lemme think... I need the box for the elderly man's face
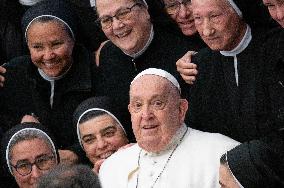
[263,0,284,27]
[192,0,246,51]
[96,0,152,55]
[128,75,188,152]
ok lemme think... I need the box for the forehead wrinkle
[96,0,135,16]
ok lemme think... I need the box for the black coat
[0,45,98,152]
[186,28,279,142]
[96,28,196,141]
[187,27,284,187]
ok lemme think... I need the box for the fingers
[181,74,197,85]
[58,150,79,165]
[176,51,198,85]
[176,51,198,74]
[0,66,6,87]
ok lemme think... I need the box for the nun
[74,97,129,173]
[1,122,59,188]
[0,0,98,164]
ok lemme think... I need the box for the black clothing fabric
[227,129,284,188]
[232,0,278,29]
[187,27,284,186]
[96,28,195,141]
[0,0,28,64]
[0,45,98,153]
[68,3,106,52]
[186,29,277,143]
[73,96,125,130]
[22,0,79,39]
[262,27,284,128]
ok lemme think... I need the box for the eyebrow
[15,154,51,164]
[100,125,117,134]
[82,134,94,141]
[131,94,168,101]
[81,125,118,139]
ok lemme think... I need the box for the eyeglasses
[96,3,142,29]
[11,155,56,176]
[165,0,192,15]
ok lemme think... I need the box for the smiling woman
[73,97,129,173]
[1,123,59,188]
[26,17,74,78]
[0,0,99,167]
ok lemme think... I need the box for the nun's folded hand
[176,51,198,85]
[58,149,79,165]
[0,66,6,87]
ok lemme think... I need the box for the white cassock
[99,124,240,188]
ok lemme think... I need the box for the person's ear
[179,99,188,123]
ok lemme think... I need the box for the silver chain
[135,127,188,188]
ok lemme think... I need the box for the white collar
[220,25,252,57]
[141,124,188,157]
[38,64,72,82]
[124,25,154,59]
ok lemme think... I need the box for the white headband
[6,128,57,175]
[25,15,75,42]
[19,0,43,6]
[89,0,96,7]
[226,0,242,17]
[76,108,127,148]
[91,0,148,8]
[131,68,181,94]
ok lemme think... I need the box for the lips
[178,18,194,26]
[98,151,114,159]
[43,61,60,68]
[143,124,158,129]
[115,30,131,38]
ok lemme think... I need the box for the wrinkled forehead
[192,0,232,10]
[96,0,135,14]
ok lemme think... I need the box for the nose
[276,7,284,21]
[141,105,154,120]
[177,4,190,18]
[43,48,55,60]
[201,19,215,37]
[97,137,108,149]
[112,17,124,30]
[30,164,41,180]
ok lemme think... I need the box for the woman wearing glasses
[1,122,59,188]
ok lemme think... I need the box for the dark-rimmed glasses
[11,155,56,176]
[96,3,142,29]
[165,0,192,15]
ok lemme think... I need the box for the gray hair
[37,164,102,188]
[7,128,57,174]
[94,0,148,13]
